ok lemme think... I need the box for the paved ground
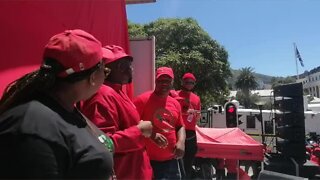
[192,164,255,180]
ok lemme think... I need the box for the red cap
[156,67,174,79]
[43,29,102,77]
[102,45,132,64]
[183,72,196,81]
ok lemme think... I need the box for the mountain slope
[228,69,275,89]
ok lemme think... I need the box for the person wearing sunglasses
[175,72,201,179]
[80,45,153,180]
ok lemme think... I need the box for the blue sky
[126,0,320,77]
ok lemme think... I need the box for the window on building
[246,115,256,129]
[264,121,274,134]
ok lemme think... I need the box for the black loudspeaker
[273,83,306,163]
[258,170,304,180]
[275,113,304,127]
[273,82,303,97]
[273,97,304,112]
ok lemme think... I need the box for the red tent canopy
[196,127,264,161]
[0,0,133,98]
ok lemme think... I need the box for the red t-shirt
[80,83,152,180]
[134,91,184,161]
[176,90,201,131]
[311,147,320,165]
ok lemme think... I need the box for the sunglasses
[96,61,111,78]
[183,81,195,85]
[156,79,173,84]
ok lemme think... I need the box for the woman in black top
[0,29,113,179]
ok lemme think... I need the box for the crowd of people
[0,29,202,179]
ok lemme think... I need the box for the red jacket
[81,83,152,180]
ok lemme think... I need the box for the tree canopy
[235,67,258,92]
[128,18,232,107]
[235,67,258,108]
[270,76,296,88]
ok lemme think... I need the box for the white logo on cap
[65,68,75,75]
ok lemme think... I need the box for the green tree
[235,67,258,108]
[128,21,147,38]
[128,18,232,107]
[236,91,260,109]
[271,76,296,88]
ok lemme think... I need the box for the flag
[295,46,304,67]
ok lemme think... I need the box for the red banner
[0,0,132,98]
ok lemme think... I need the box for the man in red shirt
[80,45,153,180]
[175,72,201,179]
[134,67,186,179]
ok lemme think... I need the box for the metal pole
[294,43,299,80]
[259,105,265,144]
[290,157,299,176]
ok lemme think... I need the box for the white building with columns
[296,67,320,98]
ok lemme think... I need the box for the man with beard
[134,67,186,179]
[80,45,153,180]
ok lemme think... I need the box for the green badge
[98,134,114,153]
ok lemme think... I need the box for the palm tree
[235,67,258,108]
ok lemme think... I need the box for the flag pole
[294,43,299,80]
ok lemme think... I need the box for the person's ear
[171,80,174,86]
[88,72,96,86]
